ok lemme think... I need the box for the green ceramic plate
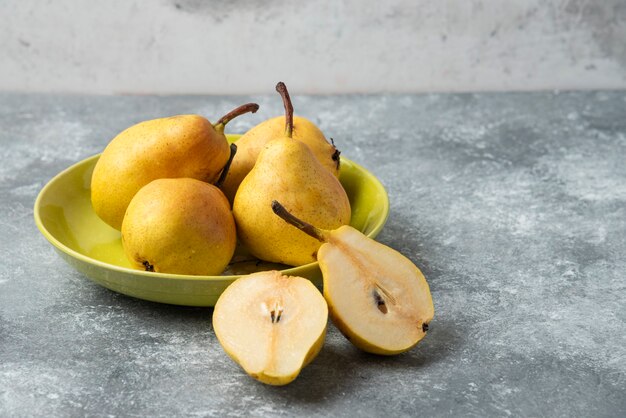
[34,135,389,306]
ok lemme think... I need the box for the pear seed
[270,308,284,323]
[373,290,388,314]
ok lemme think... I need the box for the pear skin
[233,145,350,266]
[212,271,328,386]
[221,114,340,203]
[121,177,236,276]
[92,104,258,230]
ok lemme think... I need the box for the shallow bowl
[34,135,389,306]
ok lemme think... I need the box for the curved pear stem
[275,82,294,138]
[271,200,326,242]
[215,143,237,188]
[214,103,260,133]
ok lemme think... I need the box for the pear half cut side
[212,271,328,385]
[271,200,434,355]
[318,226,434,354]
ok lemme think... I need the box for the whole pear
[91,103,258,230]
[220,83,340,203]
[121,177,236,276]
[233,83,351,266]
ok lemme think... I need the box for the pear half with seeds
[212,271,328,386]
[271,201,434,355]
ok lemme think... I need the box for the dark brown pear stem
[330,137,341,170]
[215,143,237,188]
[275,82,294,138]
[214,103,259,133]
[271,200,326,242]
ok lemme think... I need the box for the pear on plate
[220,82,340,203]
[212,270,328,386]
[271,200,434,355]
[92,103,258,230]
[232,82,351,267]
[121,166,236,275]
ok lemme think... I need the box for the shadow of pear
[251,330,362,401]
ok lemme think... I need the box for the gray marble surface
[1,91,625,417]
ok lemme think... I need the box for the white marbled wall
[1,0,625,94]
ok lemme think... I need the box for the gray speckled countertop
[1,91,625,417]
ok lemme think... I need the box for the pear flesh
[271,201,434,355]
[212,271,328,386]
[221,115,340,203]
[319,226,434,355]
[121,177,236,276]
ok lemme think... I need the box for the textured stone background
[1,0,626,94]
[0,91,625,416]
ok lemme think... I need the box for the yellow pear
[233,83,351,266]
[220,82,340,203]
[121,177,236,276]
[272,201,434,355]
[92,103,258,230]
[212,270,328,386]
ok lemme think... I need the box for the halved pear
[272,201,434,355]
[212,271,328,385]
